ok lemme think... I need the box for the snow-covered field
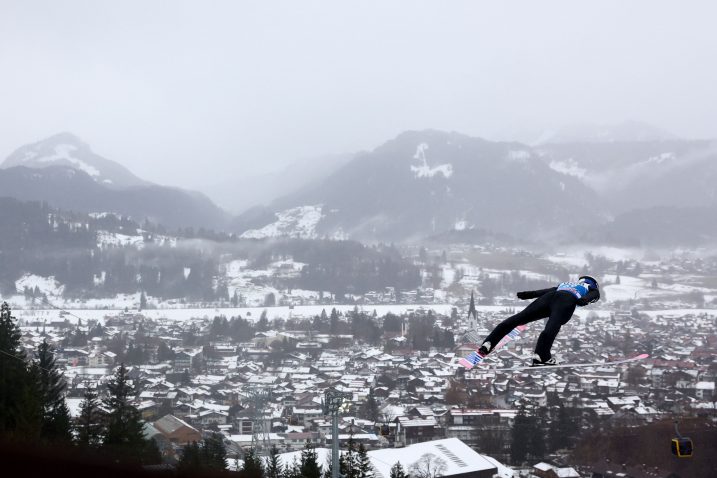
[96,230,145,248]
[241,205,324,239]
[600,274,713,303]
[96,230,177,249]
[545,246,643,267]
[15,273,65,296]
[10,303,458,326]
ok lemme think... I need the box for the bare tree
[409,453,447,478]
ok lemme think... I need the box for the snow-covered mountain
[233,130,602,242]
[0,133,231,230]
[2,132,148,188]
[537,139,717,213]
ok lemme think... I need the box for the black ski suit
[483,285,600,361]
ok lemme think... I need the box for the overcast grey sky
[1,0,716,189]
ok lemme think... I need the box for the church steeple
[467,290,477,330]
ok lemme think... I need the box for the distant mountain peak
[538,120,678,144]
[2,132,147,188]
[234,129,601,242]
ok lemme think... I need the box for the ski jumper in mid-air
[478,275,600,366]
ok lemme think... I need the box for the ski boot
[531,353,558,367]
[478,341,492,357]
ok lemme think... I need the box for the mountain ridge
[236,129,602,242]
[2,132,149,188]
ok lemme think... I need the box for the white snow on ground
[370,438,499,478]
[228,278,280,307]
[548,158,586,179]
[93,271,106,286]
[8,304,458,325]
[601,274,715,303]
[410,143,453,179]
[241,205,324,239]
[602,275,649,302]
[454,220,468,231]
[97,230,144,249]
[96,230,176,249]
[441,265,456,287]
[36,144,101,177]
[507,150,531,162]
[15,273,65,296]
[545,246,641,267]
[225,260,249,278]
[271,259,306,272]
[65,398,84,418]
[643,152,675,165]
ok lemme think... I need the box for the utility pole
[245,386,272,456]
[323,388,352,478]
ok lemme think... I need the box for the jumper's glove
[516,291,531,300]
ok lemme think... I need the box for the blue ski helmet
[578,275,599,288]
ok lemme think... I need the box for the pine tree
[361,388,380,422]
[282,458,301,478]
[357,443,373,478]
[139,291,147,311]
[241,447,265,478]
[177,441,203,473]
[300,441,323,478]
[143,437,163,465]
[330,308,339,334]
[389,462,407,478]
[76,386,104,448]
[510,406,530,464]
[527,413,546,461]
[547,405,571,452]
[341,433,359,478]
[265,444,283,478]
[36,340,72,444]
[203,432,228,470]
[102,363,148,462]
[0,302,41,440]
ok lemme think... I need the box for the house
[283,431,322,450]
[532,462,580,478]
[197,409,229,426]
[174,347,203,370]
[695,381,715,400]
[143,423,173,457]
[370,438,500,478]
[274,438,502,478]
[153,414,202,445]
[394,416,441,445]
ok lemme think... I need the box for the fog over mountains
[2,128,716,246]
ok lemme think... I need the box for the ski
[458,324,527,369]
[484,353,650,372]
